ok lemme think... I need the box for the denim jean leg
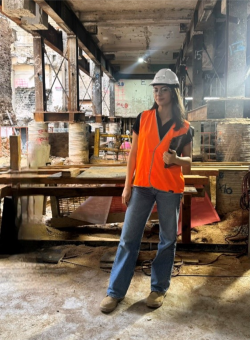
[150,191,182,292]
[107,187,156,298]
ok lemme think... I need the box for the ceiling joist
[33,0,117,80]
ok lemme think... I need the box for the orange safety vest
[133,109,190,193]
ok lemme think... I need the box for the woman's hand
[163,149,177,165]
[122,186,132,206]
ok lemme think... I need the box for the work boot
[100,296,123,313]
[146,291,166,308]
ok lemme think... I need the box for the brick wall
[14,87,53,125]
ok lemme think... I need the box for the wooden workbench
[0,167,208,248]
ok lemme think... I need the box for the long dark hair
[150,87,185,131]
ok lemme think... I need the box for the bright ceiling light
[138,57,144,63]
[204,97,220,100]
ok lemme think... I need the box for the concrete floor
[0,244,250,340]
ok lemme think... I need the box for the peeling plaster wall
[0,14,16,125]
[115,79,154,117]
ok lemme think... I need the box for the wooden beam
[0,185,12,198]
[2,0,35,18]
[33,36,46,112]
[61,168,81,178]
[11,186,124,197]
[0,174,209,186]
[33,0,117,80]
[9,135,21,171]
[34,111,86,122]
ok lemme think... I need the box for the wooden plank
[61,168,81,178]
[2,0,36,17]
[0,176,207,186]
[38,164,126,169]
[183,186,197,194]
[0,176,126,185]
[11,186,124,197]
[78,166,127,178]
[10,135,21,171]
[183,175,209,185]
[192,166,249,169]
[191,169,219,177]
[37,162,250,170]
[9,185,197,198]
[9,169,82,175]
[192,162,250,166]
[0,185,12,198]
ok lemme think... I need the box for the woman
[100,69,192,313]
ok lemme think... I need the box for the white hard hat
[150,68,179,87]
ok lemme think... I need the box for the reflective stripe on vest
[133,109,190,193]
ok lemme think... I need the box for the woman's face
[153,85,172,106]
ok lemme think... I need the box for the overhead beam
[83,19,191,28]
[79,9,193,24]
[177,0,217,67]
[37,23,63,55]
[0,1,89,75]
[33,0,117,80]
[116,73,154,80]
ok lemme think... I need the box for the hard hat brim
[149,82,179,87]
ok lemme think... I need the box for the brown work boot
[100,296,124,313]
[146,291,166,308]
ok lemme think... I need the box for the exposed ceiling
[0,0,210,79]
[65,0,197,75]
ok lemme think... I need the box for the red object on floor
[110,192,220,235]
[177,192,220,234]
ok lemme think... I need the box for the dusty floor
[0,244,249,340]
[1,157,250,339]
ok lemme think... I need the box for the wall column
[91,61,102,122]
[109,80,115,118]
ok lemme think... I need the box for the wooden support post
[50,196,60,218]
[94,128,100,157]
[67,35,79,112]
[33,36,46,114]
[10,135,21,171]
[0,197,19,254]
[182,194,192,243]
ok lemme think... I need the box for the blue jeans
[107,186,182,299]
